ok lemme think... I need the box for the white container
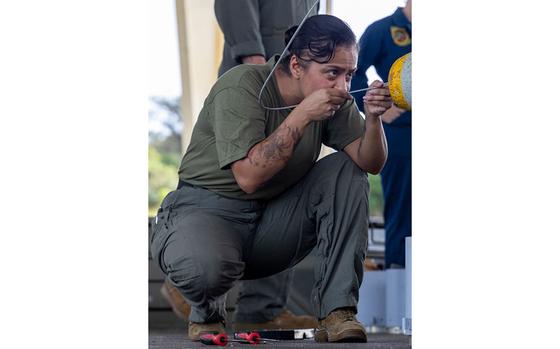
[357,270,386,327]
[385,269,406,328]
[403,237,412,334]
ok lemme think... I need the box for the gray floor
[149,310,411,349]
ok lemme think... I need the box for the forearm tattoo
[247,125,301,168]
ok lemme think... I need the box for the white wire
[257,0,320,111]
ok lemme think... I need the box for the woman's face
[297,45,358,98]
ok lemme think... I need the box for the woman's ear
[289,55,302,79]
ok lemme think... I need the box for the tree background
[148,97,384,218]
[149,97,182,216]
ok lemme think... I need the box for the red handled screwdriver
[234,332,280,344]
[200,333,261,346]
[236,332,261,344]
[200,333,227,346]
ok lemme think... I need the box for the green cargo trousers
[150,152,369,323]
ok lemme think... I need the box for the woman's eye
[327,70,338,78]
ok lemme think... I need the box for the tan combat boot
[233,309,318,331]
[314,308,367,343]
[188,321,226,341]
[160,279,191,321]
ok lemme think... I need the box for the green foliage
[368,173,384,217]
[149,145,179,216]
[149,96,183,217]
[159,149,182,167]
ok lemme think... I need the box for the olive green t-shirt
[178,56,365,200]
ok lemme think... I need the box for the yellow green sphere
[388,53,411,111]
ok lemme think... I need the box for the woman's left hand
[363,80,392,118]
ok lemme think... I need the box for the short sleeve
[214,0,265,62]
[213,87,266,169]
[322,99,365,151]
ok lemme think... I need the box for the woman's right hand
[294,88,352,122]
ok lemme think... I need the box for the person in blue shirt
[351,0,411,268]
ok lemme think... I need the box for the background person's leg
[234,269,293,323]
[380,155,411,268]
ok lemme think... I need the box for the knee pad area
[204,259,245,297]
[167,255,245,301]
[166,256,206,304]
[318,152,366,180]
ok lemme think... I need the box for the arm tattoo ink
[248,125,301,168]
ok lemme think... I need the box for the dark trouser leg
[243,152,369,319]
[234,269,293,323]
[380,155,411,268]
[150,188,251,323]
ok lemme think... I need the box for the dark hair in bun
[280,14,356,74]
[284,26,299,46]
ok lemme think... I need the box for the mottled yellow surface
[388,53,411,111]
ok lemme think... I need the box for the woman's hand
[294,88,352,123]
[363,80,392,118]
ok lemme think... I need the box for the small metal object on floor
[234,328,315,341]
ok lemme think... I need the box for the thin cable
[348,87,375,94]
[257,0,320,111]
[348,82,388,94]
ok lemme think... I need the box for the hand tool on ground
[236,332,261,344]
[235,332,281,344]
[200,332,274,346]
[200,333,227,346]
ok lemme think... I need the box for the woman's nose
[335,77,349,91]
